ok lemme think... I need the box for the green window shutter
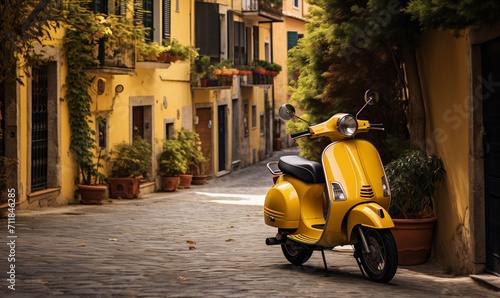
[287,31,298,52]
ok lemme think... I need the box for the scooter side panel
[264,181,300,229]
[346,203,395,243]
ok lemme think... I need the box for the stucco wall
[417,30,473,273]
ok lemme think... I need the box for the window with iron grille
[31,65,49,191]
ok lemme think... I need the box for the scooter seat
[278,155,325,184]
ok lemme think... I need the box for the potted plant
[158,138,188,191]
[196,56,214,87]
[176,128,206,188]
[107,137,152,199]
[385,150,446,265]
[0,156,18,205]
[191,151,208,185]
[161,38,198,62]
[77,148,107,205]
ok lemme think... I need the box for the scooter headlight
[338,114,358,137]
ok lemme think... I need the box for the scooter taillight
[272,176,279,184]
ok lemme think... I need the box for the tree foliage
[287,1,409,162]
[405,0,500,33]
[0,0,61,84]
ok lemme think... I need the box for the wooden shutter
[163,0,171,40]
[143,0,154,41]
[234,21,245,65]
[227,10,234,62]
[195,2,220,59]
[253,25,259,61]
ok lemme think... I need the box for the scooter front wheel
[281,242,313,265]
[354,227,398,283]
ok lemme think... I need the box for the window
[244,101,249,137]
[252,103,257,129]
[93,0,108,13]
[293,0,299,9]
[264,41,270,62]
[260,112,265,136]
[165,122,174,140]
[97,116,108,149]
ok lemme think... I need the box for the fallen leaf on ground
[40,281,49,285]
[74,243,86,247]
[178,276,186,280]
[188,246,196,250]
[186,240,196,244]
[225,239,234,242]
[108,238,118,241]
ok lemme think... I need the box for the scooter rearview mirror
[356,89,380,119]
[279,103,296,120]
[364,90,379,105]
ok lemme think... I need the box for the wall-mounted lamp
[115,84,124,94]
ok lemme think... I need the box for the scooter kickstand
[320,247,329,277]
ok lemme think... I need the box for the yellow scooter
[264,90,397,283]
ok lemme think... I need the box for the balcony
[242,0,284,22]
[85,39,135,75]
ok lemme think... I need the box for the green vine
[61,0,148,185]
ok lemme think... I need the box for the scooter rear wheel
[281,243,313,265]
[355,227,398,283]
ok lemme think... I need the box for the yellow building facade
[417,27,500,275]
[1,0,293,210]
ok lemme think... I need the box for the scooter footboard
[347,203,394,242]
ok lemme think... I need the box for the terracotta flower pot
[162,176,180,192]
[78,184,107,205]
[179,174,193,189]
[192,175,208,185]
[107,177,141,199]
[391,217,436,265]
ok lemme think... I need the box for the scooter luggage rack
[266,161,282,175]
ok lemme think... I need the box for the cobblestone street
[1,149,498,297]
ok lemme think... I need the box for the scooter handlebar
[370,123,385,131]
[291,129,312,139]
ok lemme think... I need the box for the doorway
[481,36,500,274]
[195,107,213,176]
[218,105,227,172]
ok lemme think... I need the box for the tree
[405,0,500,33]
[286,1,408,161]
[0,0,61,84]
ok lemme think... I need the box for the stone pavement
[1,148,499,297]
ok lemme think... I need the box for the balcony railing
[242,0,283,22]
[85,39,136,75]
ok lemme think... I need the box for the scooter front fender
[347,203,394,243]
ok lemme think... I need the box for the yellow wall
[417,30,471,272]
